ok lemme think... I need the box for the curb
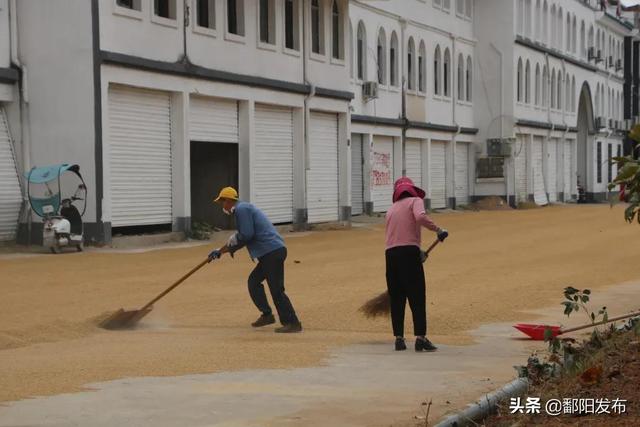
[434,377,529,427]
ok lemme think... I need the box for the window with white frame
[566,14,571,52]
[377,29,386,85]
[557,7,562,50]
[443,0,451,12]
[259,0,276,44]
[419,42,426,93]
[550,70,556,108]
[557,70,562,110]
[408,38,416,91]
[456,0,464,16]
[550,5,556,47]
[542,65,548,106]
[434,45,441,95]
[390,32,399,87]
[357,21,366,80]
[117,0,141,11]
[154,0,176,19]
[465,0,472,19]
[331,1,343,60]
[535,64,540,106]
[195,0,215,29]
[525,60,531,104]
[227,0,245,36]
[524,0,531,38]
[580,21,585,58]
[457,53,464,100]
[311,0,324,54]
[565,73,570,111]
[572,76,576,112]
[535,0,541,40]
[466,56,472,101]
[284,0,300,50]
[517,58,523,102]
[444,48,451,97]
[542,0,548,45]
[572,16,577,54]
[517,0,524,36]
[349,22,353,77]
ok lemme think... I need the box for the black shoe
[251,313,275,328]
[395,337,407,351]
[415,337,437,352]
[275,322,303,333]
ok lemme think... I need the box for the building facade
[0,0,637,244]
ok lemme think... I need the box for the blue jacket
[233,202,285,259]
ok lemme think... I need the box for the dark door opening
[190,141,238,230]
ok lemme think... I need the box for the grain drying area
[1,204,639,408]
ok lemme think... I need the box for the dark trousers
[248,247,299,325]
[385,245,427,337]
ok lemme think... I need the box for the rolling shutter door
[308,112,339,223]
[370,136,394,212]
[351,134,364,215]
[514,135,527,203]
[430,141,447,209]
[253,104,294,223]
[455,143,469,205]
[188,96,238,143]
[0,107,22,241]
[405,138,422,187]
[547,138,557,202]
[108,85,172,227]
[532,136,548,205]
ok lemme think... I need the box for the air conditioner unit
[588,47,596,61]
[614,120,619,130]
[486,138,512,157]
[596,49,603,63]
[609,118,614,129]
[608,56,614,67]
[595,116,606,129]
[616,59,623,71]
[362,81,379,100]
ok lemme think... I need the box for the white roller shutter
[455,143,469,205]
[189,96,238,143]
[405,138,422,187]
[430,141,447,209]
[253,104,294,223]
[371,136,394,212]
[514,135,527,203]
[308,112,339,223]
[563,139,573,198]
[0,107,22,241]
[547,138,557,203]
[351,134,364,215]
[108,85,172,227]
[532,136,548,205]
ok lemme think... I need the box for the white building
[0,0,637,245]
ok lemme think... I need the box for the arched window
[419,41,426,93]
[572,76,576,112]
[566,13,571,52]
[517,0,524,35]
[525,0,532,38]
[557,70,562,110]
[356,21,366,81]
[349,21,353,78]
[331,1,343,59]
[595,84,600,116]
[550,69,556,108]
[596,28,601,55]
[457,53,464,100]
[600,85,604,116]
[550,5,556,47]
[535,0,541,40]
[557,7,563,50]
[466,55,472,101]
[542,65,548,106]
[572,15,577,54]
[535,64,541,106]
[565,73,570,111]
[580,21,585,58]
[377,28,386,85]
[517,58,523,102]
[525,60,531,104]
[311,0,323,54]
[542,1,548,45]
[444,48,451,97]
[434,45,441,95]
[390,31,398,87]
[407,37,416,90]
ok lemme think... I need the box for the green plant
[190,221,213,240]
[560,287,608,324]
[609,130,640,224]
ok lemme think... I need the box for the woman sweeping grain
[386,177,448,352]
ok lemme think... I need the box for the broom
[359,239,440,318]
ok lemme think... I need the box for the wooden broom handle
[425,238,440,254]
[562,310,640,334]
[141,258,210,310]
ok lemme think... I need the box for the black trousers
[248,247,300,325]
[385,245,427,337]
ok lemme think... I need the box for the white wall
[17,0,97,222]
[0,0,10,68]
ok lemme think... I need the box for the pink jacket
[385,197,440,249]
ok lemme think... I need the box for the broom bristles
[359,291,391,318]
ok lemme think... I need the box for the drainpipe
[490,43,510,204]
[450,34,459,209]
[9,0,32,243]
[301,0,313,227]
[400,18,407,176]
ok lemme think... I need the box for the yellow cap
[214,186,239,203]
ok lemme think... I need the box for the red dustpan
[513,310,640,341]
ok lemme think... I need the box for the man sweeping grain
[386,177,448,351]
[208,187,303,333]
